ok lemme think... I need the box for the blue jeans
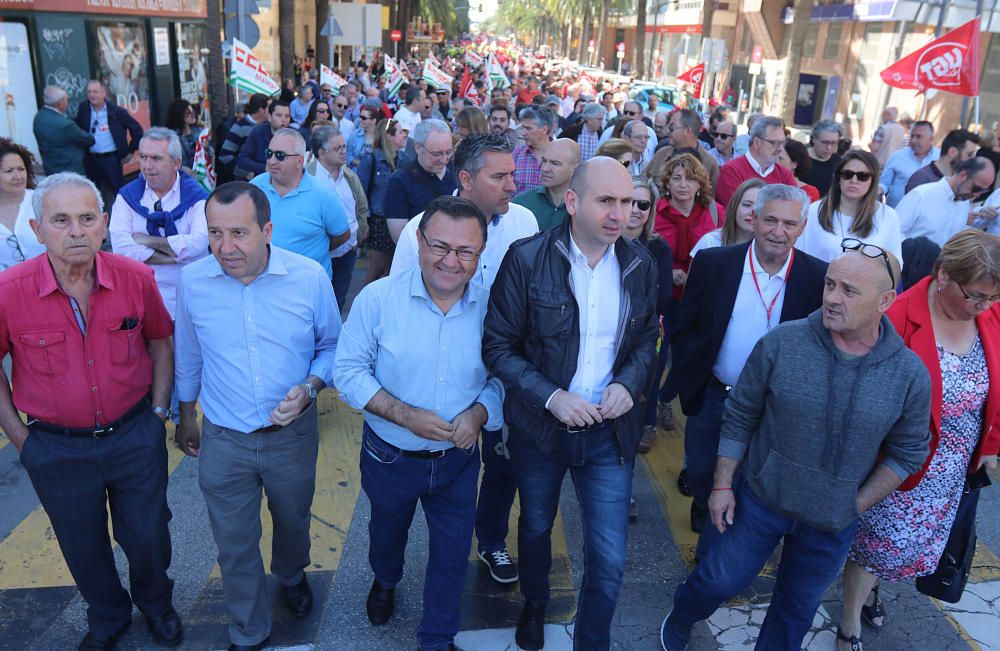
[360,424,479,651]
[668,484,859,651]
[331,247,358,312]
[475,426,517,553]
[682,382,728,559]
[511,422,633,651]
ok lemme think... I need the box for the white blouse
[797,200,903,265]
[0,190,45,272]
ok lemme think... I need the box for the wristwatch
[152,406,172,421]
[302,382,319,401]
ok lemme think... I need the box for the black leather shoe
[282,575,313,618]
[146,606,183,647]
[515,600,546,651]
[78,621,131,651]
[366,579,396,626]
[227,637,269,651]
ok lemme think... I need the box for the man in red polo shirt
[0,172,180,651]
[715,115,797,208]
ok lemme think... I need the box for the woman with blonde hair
[836,230,1000,651]
[454,107,488,138]
[595,138,633,166]
[691,178,763,256]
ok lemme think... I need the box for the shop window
[824,23,842,59]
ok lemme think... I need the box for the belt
[711,377,733,392]
[373,431,457,459]
[90,151,118,158]
[560,419,612,435]
[27,396,151,438]
[252,424,284,434]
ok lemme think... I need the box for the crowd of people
[1,39,998,651]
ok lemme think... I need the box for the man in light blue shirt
[250,128,350,278]
[333,195,503,651]
[174,182,341,650]
[879,120,939,207]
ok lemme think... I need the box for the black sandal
[837,627,863,651]
[861,585,886,629]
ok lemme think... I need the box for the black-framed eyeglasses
[955,281,1000,304]
[7,234,24,262]
[841,238,895,288]
[265,148,301,162]
[632,199,651,211]
[418,230,482,262]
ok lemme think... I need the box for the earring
[936,286,944,294]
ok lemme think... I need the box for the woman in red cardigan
[836,230,1000,651]
[652,153,725,301]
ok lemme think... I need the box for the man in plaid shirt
[512,106,553,195]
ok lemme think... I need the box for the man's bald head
[540,139,581,193]
[569,156,630,199]
[823,247,900,339]
[547,138,580,165]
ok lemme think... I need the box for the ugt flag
[677,63,705,99]
[880,17,981,96]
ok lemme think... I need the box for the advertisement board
[94,21,151,130]
[0,22,39,159]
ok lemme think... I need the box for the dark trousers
[643,342,670,427]
[331,247,358,312]
[361,424,479,651]
[20,409,173,638]
[474,426,518,553]
[669,484,857,650]
[84,152,125,193]
[511,423,633,651]
[683,382,728,559]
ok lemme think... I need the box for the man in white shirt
[394,86,424,136]
[666,184,828,554]
[896,157,996,247]
[109,127,209,318]
[599,101,657,161]
[390,133,538,588]
[328,95,355,143]
[879,120,939,207]
[624,121,650,175]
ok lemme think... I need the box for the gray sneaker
[478,548,519,583]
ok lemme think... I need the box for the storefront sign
[0,0,207,19]
[644,24,702,35]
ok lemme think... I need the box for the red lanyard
[748,248,793,330]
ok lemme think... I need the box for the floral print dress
[849,336,988,581]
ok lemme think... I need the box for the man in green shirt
[512,139,580,231]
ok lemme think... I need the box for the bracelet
[711,487,733,492]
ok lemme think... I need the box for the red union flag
[459,67,481,106]
[677,63,705,98]
[880,17,981,96]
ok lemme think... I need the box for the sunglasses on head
[841,238,895,288]
[839,170,873,182]
[632,199,651,211]
[265,148,301,162]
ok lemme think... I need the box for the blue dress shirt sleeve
[173,273,203,403]
[308,269,343,387]
[476,375,506,431]
[332,282,385,410]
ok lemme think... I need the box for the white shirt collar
[569,232,615,268]
[745,152,775,177]
[143,173,181,205]
[745,241,793,280]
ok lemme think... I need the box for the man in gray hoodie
[660,246,932,651]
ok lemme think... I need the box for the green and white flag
[320,64,348,94]
[384,54,405,99]
[487,52,510,89]
[229,38,280,96]
[422,60,454,89]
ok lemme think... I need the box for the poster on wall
[0,23,40,160]
[94,22,151,130]
[175,23,209,125]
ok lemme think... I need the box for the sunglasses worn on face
[632,199,651,211]
[623,110,638,116]
[839,170,873,182]
[265,148,302,162]
[711,132,733,140]
[841,238,895,288]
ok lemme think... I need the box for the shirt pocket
[17,328,68,377]
[105,317,143,366]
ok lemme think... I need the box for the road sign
[616,49,625,59]
[390,29,402,42]
[748,62,762,75]
[751,45,763,64]
[320,15,343,37]
[329,2,382,47]
[616,42,625,52]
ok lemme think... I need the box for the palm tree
[316,0,330,68]
[775,0,815,123]
[595,0,610,69]
[279,0,295,81]
[635,0,647,78]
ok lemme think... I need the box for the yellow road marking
[0,423,186,590]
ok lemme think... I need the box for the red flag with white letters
[677,63,705,99]
[880,17,981,96]
[460,66,481,106]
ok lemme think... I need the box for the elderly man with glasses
[328,95,355,141]
[660,238,931,651]
[802,120,845,198]
[716,115,798,207]
[708,120,737,168]
[600,100,658,162]
[897,156,997,247]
